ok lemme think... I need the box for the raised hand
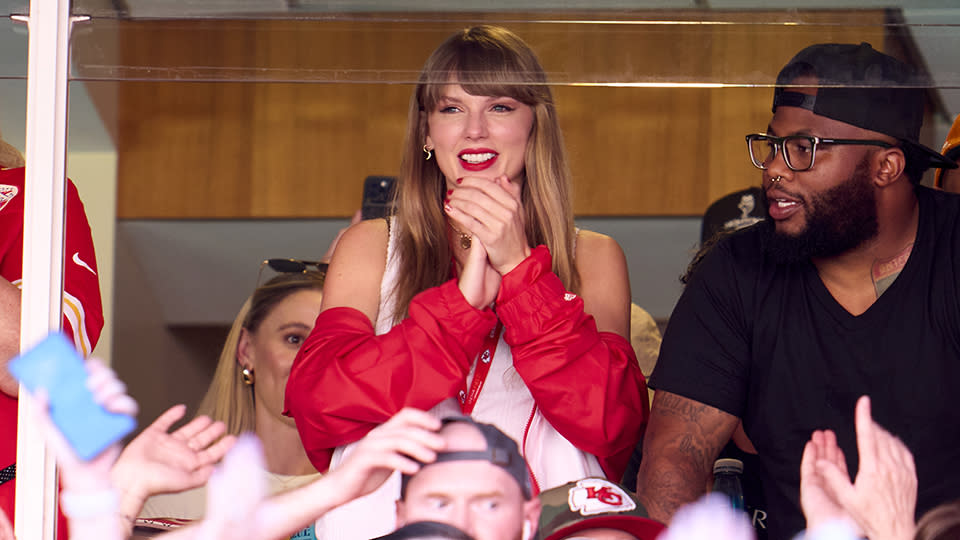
[816,396,917,540]
[170,409,445,540]
[31,358,136,540]
[800,429,858,533]
[36,358,136,491]
[151,434,266,540]
[445,175,531,276]
[321,407,444,503]
[198,434,266,540]
[111,404,237,524]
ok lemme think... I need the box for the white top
[139,469,322,521]
[317,219,603,540]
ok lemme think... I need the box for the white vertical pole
[15,0,72,538]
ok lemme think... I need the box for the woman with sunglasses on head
[139,267,326,526]
[284,25,649,537]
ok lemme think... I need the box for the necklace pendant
[459,234,472,250]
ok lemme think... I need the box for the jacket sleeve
[495,245,649,481]
[284,278,498,471]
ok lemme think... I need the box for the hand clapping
[800,396,917,540]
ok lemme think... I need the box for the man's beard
[761,157,879,264]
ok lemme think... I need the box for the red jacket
[284,245,648,480]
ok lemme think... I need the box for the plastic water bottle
[712,458,745,511]
[289,523,317,540]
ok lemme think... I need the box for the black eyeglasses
[256,258,328,288]
[746,133,894,172]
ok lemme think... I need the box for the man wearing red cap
[638,42,959,540]
[536,478,664,540]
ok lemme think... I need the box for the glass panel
[0,12,28,153]
[68,12,960,87]
[58,7,960,533]
[65,5,960,382]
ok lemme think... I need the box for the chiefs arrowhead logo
[0,184,18,213]
[567,478,636,516]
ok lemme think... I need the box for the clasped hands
[444,174,532,309]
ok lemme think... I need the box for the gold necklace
[449,222,472,250]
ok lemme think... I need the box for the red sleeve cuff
[496,245,553,305]
[410,278,499,355]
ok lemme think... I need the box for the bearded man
[637,42,959,540]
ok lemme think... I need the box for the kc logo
[0,184,18,213]
[567,478,636,516]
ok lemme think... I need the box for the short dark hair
[373,521,476,540]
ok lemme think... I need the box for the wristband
[60,489,119,519]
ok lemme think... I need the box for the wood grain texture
[71,11,898,218]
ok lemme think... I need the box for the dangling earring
[423,145,433,161]
[241,367,255,386]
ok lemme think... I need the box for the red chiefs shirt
[0,167,104,536]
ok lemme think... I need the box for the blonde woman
[284,25,649,537]
[141,269,326,522]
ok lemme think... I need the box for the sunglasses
[255,258,328,289]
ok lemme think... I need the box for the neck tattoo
[871,242,914,298]
[450,223,472,250]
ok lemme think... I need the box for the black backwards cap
[400,416,533,500]
[773,42,956,170]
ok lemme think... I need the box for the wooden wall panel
[73,11,903,218]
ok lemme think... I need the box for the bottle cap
[713,458,744,475]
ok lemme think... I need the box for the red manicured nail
[447,189,453,196]
[456,178,463,184]
[444,198,450,205]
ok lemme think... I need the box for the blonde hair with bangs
[196,271,325,435]
[391,25,579,322]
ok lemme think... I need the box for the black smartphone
[361,175,397,220]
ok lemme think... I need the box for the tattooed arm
[636,391,739,524]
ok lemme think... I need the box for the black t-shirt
[650,186,960,540]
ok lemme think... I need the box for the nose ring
[771,176,782,184]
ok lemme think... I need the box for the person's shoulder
[917,185,960,233]
[920,184,960,210]
[574,229,627,275]
[716,221,766,256]
[575,229,624,260]
[684,222,767,285]
[712,222,769,265]
[325,218,390,291]
[0,167,25,186]
[338,218,389,253]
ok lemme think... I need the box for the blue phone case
[9,333,136,460]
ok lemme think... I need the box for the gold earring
[423,145,433,161]
[241,367,255,386]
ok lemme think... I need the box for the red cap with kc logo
[536,478,665,540]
